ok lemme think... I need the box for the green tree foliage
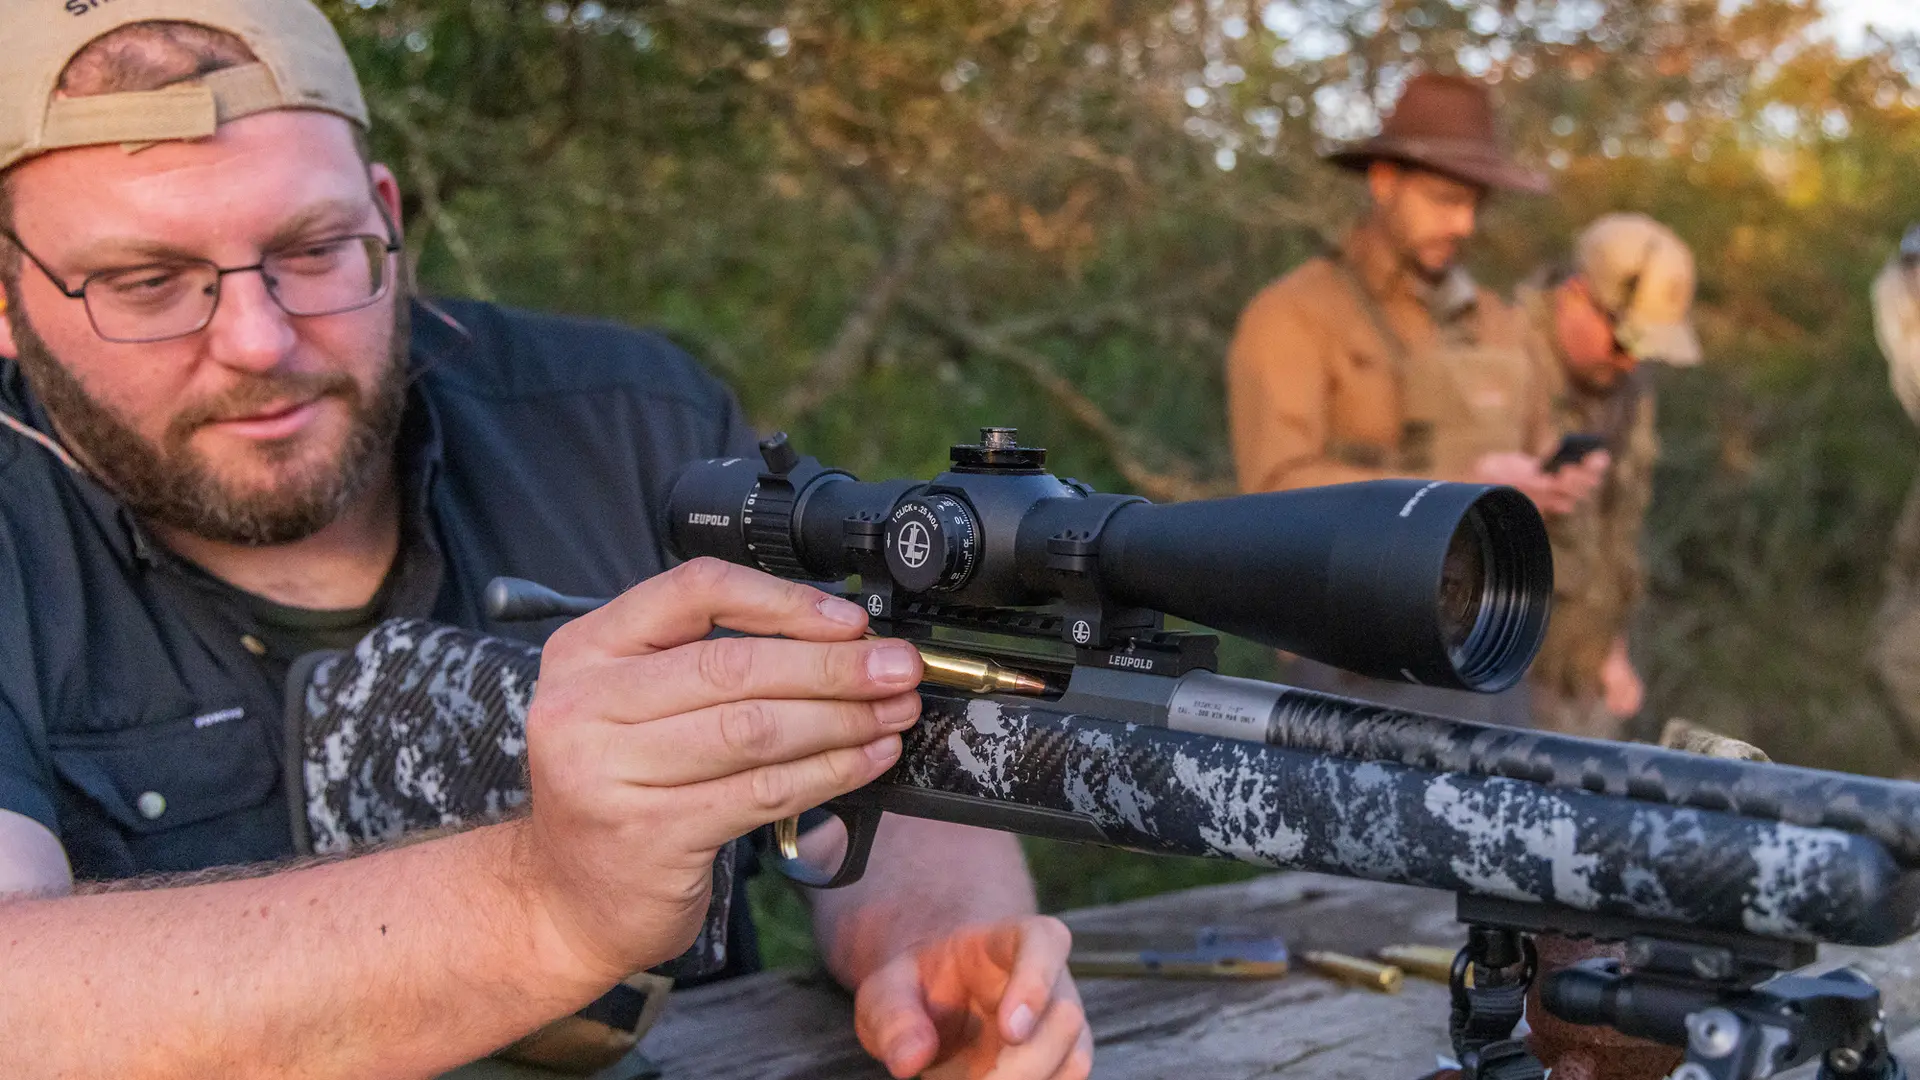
[322,0,1920,775]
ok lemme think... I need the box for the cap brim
[1623,320,1703,367]
[1327,142,1550,196]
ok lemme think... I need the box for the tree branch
[902,294,1227,502]
[779,196,951,419]
[375,100,496,303]
[981,264,1236,341]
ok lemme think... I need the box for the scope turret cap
[0,0,368,174]
[1574,213,1703,368]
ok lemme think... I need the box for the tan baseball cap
[1574,213,1703,367]
[0,0,367,175]
[1872,227,1920,426]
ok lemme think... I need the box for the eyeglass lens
[82,235,393,344]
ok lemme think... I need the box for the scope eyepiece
[664,430,1553,692]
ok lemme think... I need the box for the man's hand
[518,557,926,985]
[854,917,1092,1080]
[1471,450,1610,516]
[1601,636,1644,719]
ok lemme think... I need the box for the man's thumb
[856,959,940,1079]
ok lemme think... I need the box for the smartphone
[1541,433,1606,474]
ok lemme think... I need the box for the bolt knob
[759,432,800,475]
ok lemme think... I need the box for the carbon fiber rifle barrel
[1157,670,1920,868]
[832,686,1920,948]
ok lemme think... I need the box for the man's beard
[1376,205,1461,283]
[6,285,411,547]
[1398,236,1459,284]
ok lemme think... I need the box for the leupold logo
[896,521,932,568]
[685,512,731,527]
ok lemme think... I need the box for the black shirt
[0,296,760,887]
[186,548,400,693]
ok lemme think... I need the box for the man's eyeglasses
[0,210,402,345]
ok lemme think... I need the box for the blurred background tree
[317,0,1920,930]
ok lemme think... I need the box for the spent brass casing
[1377,944,1459,984]
[1302,951,1403,994]
[771,815,804,861]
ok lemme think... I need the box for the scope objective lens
[1439,512,1494,667]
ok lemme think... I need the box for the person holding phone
[1514,214,1704,739]
[1226,73,1606,725]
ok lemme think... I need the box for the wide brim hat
[1327,73,1549,196]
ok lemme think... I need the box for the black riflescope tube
[1166,670,1920,867]
[1087,481,1551,693]
[666,454,1552,693]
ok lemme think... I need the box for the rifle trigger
[766,801,885,890]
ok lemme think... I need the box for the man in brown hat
[1226,72,1605,724]
[1516,214,1704,739]
[1228,72,1602,505]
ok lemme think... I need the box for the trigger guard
[768,802,884,889]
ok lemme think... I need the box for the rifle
[480,427,1920,1080]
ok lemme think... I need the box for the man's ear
[0,293,18,361]
[1366,160,1401,208]
[369,162,404,245]
[1566,274,1608,317]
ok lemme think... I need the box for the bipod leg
[1450,927,1545,1080]
[1813,1023,1907,1080]
[1546,963,1907,1080]
[1668,969,1911,1080]
[1819,1032,1908,1080]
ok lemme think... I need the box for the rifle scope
[665,428,1552,692]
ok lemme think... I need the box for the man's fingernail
[1007,1002,1036,1041]
[867,643,920,683]
[818,596,868,626]
[888,1033,932,1066]
[878,697,920,729]
[866,736,901,763]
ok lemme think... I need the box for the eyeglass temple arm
[0,228,86,299]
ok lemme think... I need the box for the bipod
[1449,926,1546,1080]
[1541,940,1908,1080]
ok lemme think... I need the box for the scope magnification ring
[741,482,807,578]
[884,495,978,594]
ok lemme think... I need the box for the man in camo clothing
[1515,214,1702,738]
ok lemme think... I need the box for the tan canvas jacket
[1227,222,1551,493]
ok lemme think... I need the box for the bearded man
[1225,72,1604,725]
[0,4,1088,1078]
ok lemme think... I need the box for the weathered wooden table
[456,871,1920,1080]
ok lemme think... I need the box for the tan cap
[0,0,367,174]
[1872,228,1920,426]
[1573,213,1703,367]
